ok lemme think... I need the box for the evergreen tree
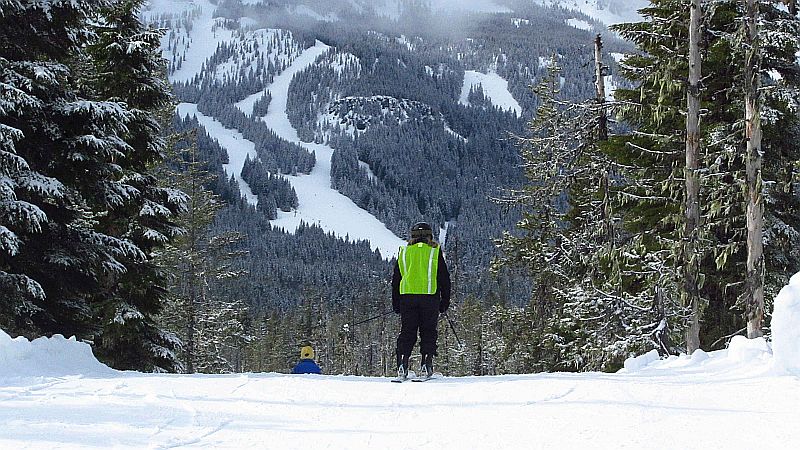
[0,0,183,371]
[609,0,800,350]
[88,0,186,371]
[496,60,681,370]
[158,130,249,373]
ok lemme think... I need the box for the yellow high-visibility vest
[398,243,440,295]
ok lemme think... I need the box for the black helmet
[410,222,433,239]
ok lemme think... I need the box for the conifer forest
[1,0,798,376]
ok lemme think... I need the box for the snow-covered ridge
[534,0,647,26]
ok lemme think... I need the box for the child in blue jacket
[292,346,322,374]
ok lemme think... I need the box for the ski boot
[420,353,434,379]
[392,354,410,382]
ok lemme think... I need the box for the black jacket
[392,248,451,313]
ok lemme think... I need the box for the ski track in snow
[1,366,799,449]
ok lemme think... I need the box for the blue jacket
[292,359,322,374]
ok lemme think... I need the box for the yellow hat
[300,346,315,359]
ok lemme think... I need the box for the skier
[291,346,322,374]
[392,222,451,380]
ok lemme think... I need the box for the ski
[411,368,438,382]
[390,369,415,383]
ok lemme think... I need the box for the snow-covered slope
[148,0,404,257]
[459,70,522,115]
[535,0,647,25]
[3,274,800,448]
[145,0,238,83]
[177,104,261,206]
[236,42,406,258]
[1,322,799,448]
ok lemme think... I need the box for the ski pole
[442,312,463,347]
[350,310,394,327]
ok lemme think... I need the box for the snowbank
[771,271,800,375]
[620,335,773,376]
[0,329,114,379]
[623,271,800,375]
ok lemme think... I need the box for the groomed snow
[459,70,522,115]
[3,271,800,448]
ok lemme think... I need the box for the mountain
[144,0,635,311]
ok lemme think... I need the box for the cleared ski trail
[177,39,404,258]
[237,41,405,258]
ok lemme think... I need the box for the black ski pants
[396,295,439,361]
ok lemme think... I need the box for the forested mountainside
[149,0,634,312]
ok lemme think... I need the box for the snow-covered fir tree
[0,0,183,371]
[157,129,249,374]
[496,59,683,371]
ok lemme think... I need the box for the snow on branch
[0,225,21,256]
[17,172,66,201]
[0,271,46,301]
[84,230,146,262]
[112,303,145,325]
[3,200,47,233]
[139,199,175,219]
[60,100,133,125]
[99,181,141,209]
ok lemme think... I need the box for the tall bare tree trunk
[186,145,199,374]
[595,35,614,251]
[684,0,703,354]
[594,34,608,141]
[744,0,765,339]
